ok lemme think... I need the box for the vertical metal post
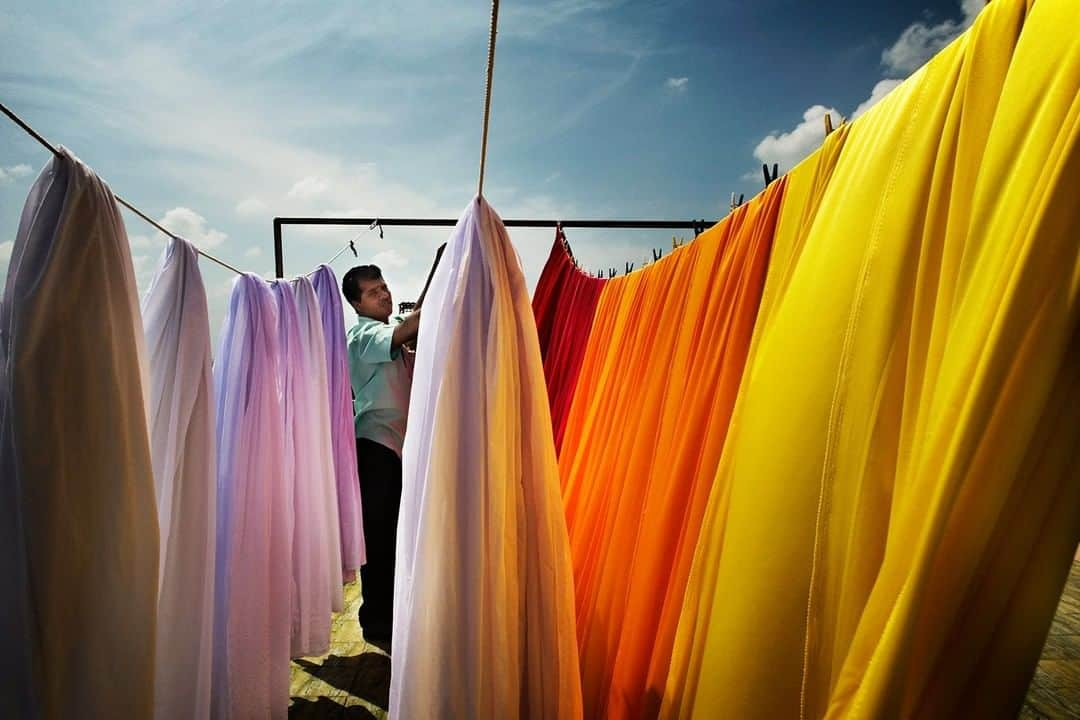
[273,218,284,278]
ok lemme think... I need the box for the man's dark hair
[342,265,383,304]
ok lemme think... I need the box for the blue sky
[1,0,981,337]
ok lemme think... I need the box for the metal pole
[274,217,284,278]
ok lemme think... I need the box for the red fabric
[532,230,606,454]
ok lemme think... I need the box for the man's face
[353,276,393,322]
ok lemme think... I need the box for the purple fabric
[273,278,342,658]
[212,274,292,719]
[311,264,366,572]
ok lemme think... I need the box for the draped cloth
[0,148,158,719]
[557,181,784,719]
[311,264,366,575]
[212,274,292,719]
[142,237,217,720]
[663,0,1080,716]
[391,197,583,719]
[531,230,606,454]
[274,277,343,659]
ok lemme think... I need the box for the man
[341,264,418,650]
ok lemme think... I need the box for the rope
[477,0,501,198]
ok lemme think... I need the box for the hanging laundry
[663,0,1080,716]
[273,276,343,659]
[0,148,158,719]
[142,236,217,720]
[311,264,367,577]
[555,179,784,719]
[391,197,583,719]
[532,229,606,454]
[212,274,292,719]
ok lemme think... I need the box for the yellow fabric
[662,0,1080,717]
[559,182,784,719]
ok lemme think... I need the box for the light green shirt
[346,316,414,456]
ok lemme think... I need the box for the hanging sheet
[274,276,344,659]
[311,264,366,576]
[557,180,784,719]
[391,197,583,719]
[142,236,217,720]
[532,230,607,454]
[663,0,1080,716]
[212,274,292,719]
[0,148,158,719]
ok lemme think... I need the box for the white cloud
[665,77,689,92]
[129,233,154,248]
[287,176,330,200]
[372,249,408,268]
[0,240,13,262]
[753,104,840,172]
[0,163,33,183]
[235,196,268,218]
[882,0,982,75]
[852,79,903,120]
[160,207,228,249]
[244,246,262,257]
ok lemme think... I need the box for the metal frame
[272,216,717,278]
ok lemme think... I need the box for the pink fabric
[311,264,366,574]
[212,274,292,719]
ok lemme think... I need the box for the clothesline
[0,100,244,276]
[273,217,720,278]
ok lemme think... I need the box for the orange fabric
[558,179,786,718]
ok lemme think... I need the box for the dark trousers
[356,438,402,639]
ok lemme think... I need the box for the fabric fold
[311,264,366,576]
[663,0,1080,716]
[532,230,607,454]
[142,236,217,720]
[212,274,292,719]
[391,197,583,719]
[0,148,158,719]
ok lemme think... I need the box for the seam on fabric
[798,76,928,720]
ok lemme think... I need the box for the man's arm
[391,310,420,351]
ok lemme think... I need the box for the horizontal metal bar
[273,217,715,230]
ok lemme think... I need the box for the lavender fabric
[142,237,217,720]
[0,148,158,718]
[273,278,342,658]
[212,274,292,719]
[311,264,366,573]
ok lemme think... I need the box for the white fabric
[292,277,345,613]
[0,148,158,719]
[142,236,217,720]
[211,274,292,719]
[391,197,583,719]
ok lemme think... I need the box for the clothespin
[652,247,663,261]
[348,240,358,257]
[625,261,634,274]
[763,163,779,187]
[694,220,707,237]
[369,219,384,239]
[824,112,834,136]
[730,192,744,210]
[607,267,616,279]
